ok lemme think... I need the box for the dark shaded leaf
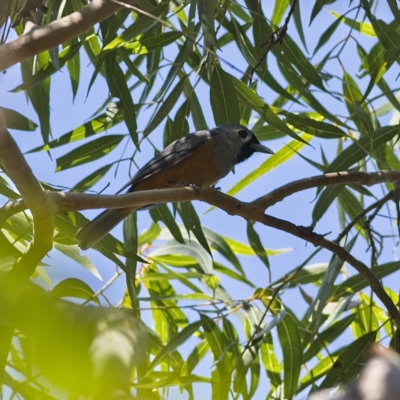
[320,331,376,388]
[2,107,37,131]
[210,66,240,125]
[51,278,100,305]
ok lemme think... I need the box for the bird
[75,123,274,249]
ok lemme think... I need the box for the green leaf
[51,278,100,305]
[328,8,376,36]
[66,40,80,100]
[299,350,341,391]
[72,163,114,191]
[150,204,185,244]
[28,107,125,152]
[185,202,212,256]
[325,126,398,173]
[124,212,139,312]
[320,331,376,388]
[272,0,289,26]
[247,221,269,269]
[53,243,102,280]
[260,333,282,390]
[124,32,182,55]
[183,340,209,375]
[55,135,124,172]
[285,113,347,139]
[1,107,38,131]
[277,312,302,399]
[119,48,150,84]
[144,76,188,135]
[200,314,231,399]
[231,17,258,67]
[213,262,255,287]
[148,320,204,371]
[149,239,213,274]
[105,55,138,145]
[198,0,219,47]
[21,54,51,143]
[230,75,303,141]
[11,42,83,92]
[202,275,220,291]
[310,0,335,24]
[281,35,325,90]
[190,86,208,131]
[312,184,345,226]
[314,15,342,55]
[338,188,365,232]
[210,66,240,125]
[203,227,243,274]
[102,4,169,52]
[332,262,400,299]
[138,222,161,246]
[342,71,372,136]
[170,99,190,144]
[303,314,357,362]
[308,236,357,326]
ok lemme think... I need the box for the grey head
[210,123,274,166]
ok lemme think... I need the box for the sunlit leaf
[55,135,124,172]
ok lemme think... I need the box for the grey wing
[118,130,211,193]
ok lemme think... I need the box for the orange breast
[133,139,222,191]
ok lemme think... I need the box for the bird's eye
[238,130,248,139]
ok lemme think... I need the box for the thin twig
[336,191,398,243]
[248,0,298,84]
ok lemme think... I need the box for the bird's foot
[211,184,221,191]
[170,182,201,194]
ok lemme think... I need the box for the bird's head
[216,124,274,164]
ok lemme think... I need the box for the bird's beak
[249,143,274,155]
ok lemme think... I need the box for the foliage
[1,0,400,399]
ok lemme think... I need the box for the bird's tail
[75,209,130,250]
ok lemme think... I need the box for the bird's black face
[236,130,263,164]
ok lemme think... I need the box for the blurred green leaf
[148,320,204,371]
[51,278,100,305]
[328,8,375,36]
[53,243,102,280]
[149,239,213,274]
[272,0,289,26]
[198,0,219,47]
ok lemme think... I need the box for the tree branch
[253,171,400,209]
[0,110,53,276]
[0,0,136,71]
